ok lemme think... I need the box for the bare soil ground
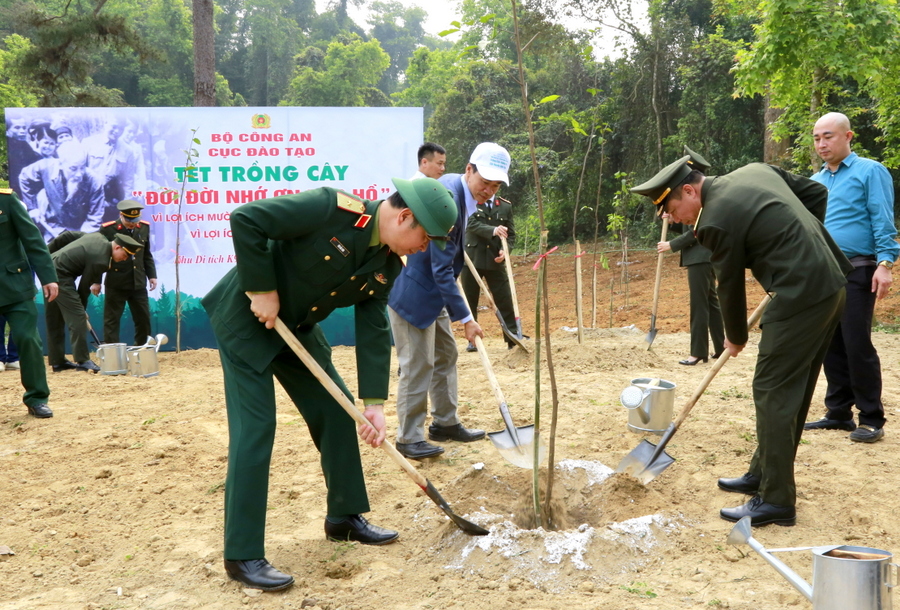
[3,247,900,610]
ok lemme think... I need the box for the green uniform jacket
[51,232,115,286]
[98,220,157,290]
[695,163,852,345]
[669,223,711,267]
[0,191,58,307]
[464,199,515,270]
[202,188,403,398]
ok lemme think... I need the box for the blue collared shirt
[460,174,493,218]
[812,152,899,263]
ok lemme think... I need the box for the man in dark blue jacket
[388,142,511,459]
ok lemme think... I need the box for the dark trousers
[686,263,725,359]
[104,286,151,345]
[45,280,92,365]
[748,289,845,507]
[217,324,369,560]
[0,299,50,406]
[0,313,18,362]
[460,266,517,345]
[822,265,885,428]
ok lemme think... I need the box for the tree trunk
[192,0,216,107]
[763,94,788,165]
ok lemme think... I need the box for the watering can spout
[726,517,813,602]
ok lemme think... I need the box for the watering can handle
[889,563,899,589]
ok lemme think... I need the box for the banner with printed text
[5,107,424,349]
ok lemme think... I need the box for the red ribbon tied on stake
[574,251,586,259]
[532,246,559,270]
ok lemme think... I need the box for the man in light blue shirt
[804,112,899,443]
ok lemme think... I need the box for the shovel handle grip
[672,294,772,429]
[249,295,430,489]
[500,236,521,320]
[650,217,670,320]
[463,251,496,310]
[456,279,508,406]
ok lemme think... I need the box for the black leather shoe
[428,423,486,443]
[849,425,884,443]
[711,352,723,359]
[224,558,294,591]
[75,360,101,373]
[325,515,399,545]
[720,495,796,526]
[679,356,707,365]
[395,440,445,459]
[804,417,856,432]
[466,342,477,352]
[718,472,760,494]
[51,360,79,373]
[26,403,53,418]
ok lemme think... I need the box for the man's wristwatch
[878,260,894,270]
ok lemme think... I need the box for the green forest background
[3,0,900,348]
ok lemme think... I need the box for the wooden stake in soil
[574,239,584,344]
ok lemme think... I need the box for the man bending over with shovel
[632,156,852,526]
[202,180,456,592]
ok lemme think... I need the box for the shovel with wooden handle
[618,294,772,484]
[462,251,529,352]
[456,279,545,469]
[255,300,488,535]
[646,216,670,348]
[85,313,102,346]
[499,235,523,339]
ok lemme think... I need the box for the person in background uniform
[656,146,724,365]
[460,193,517,351]
[18,142,106,238]
[92,199,157,345]
[0,316,19,372]
[632,155,851,527]
[6,116,40,194]
[388,142,510,460]
[201,179,457,592]
[82,116,139,222]
[803,112,899,443]
[411,142,446,180]
[0,189,59,418]
[46,232,142,373]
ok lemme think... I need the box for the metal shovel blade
[488,424,547,469]
[422,480,489,535]
[615,438,675,484]
[645,315,658,348]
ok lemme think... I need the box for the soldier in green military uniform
[46,232,143,373]
[0,188,58,418]
[201,178,456,592]
[460,194,517,350]
[632,156,851,527]
[656,146,724,365]
[92,199,157,345]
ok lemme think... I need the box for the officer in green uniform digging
[93,199,157,345]
[201,178,457,592]
[0,189,58,418]
[46,232,143,373]
[632,156,851,527]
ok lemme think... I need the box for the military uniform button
[369,290,374,295]
[311,306,318,311]
[324,255,331,261]
[350,276,356,281]
[330,291,337,296]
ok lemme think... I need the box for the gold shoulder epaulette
[139,220,150,225]
[102,220,117,227]
[0,188,13,195]
[336,191,365,215]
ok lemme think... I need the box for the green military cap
[683,145,711,173]
[390,177,458,250]
[117,198,145,219]
[113,234,143,255]
[631,155,693,216]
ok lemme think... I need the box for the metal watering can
[97,343,128,375]
[126,334,168,378]
[619,378,675,435]
[727,516,898,609]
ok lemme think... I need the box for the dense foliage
[1,0,898,244]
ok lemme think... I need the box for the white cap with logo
[469,142,511,185]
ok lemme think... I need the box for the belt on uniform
[848,255,877,268]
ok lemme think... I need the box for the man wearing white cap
[387,142,510,459]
